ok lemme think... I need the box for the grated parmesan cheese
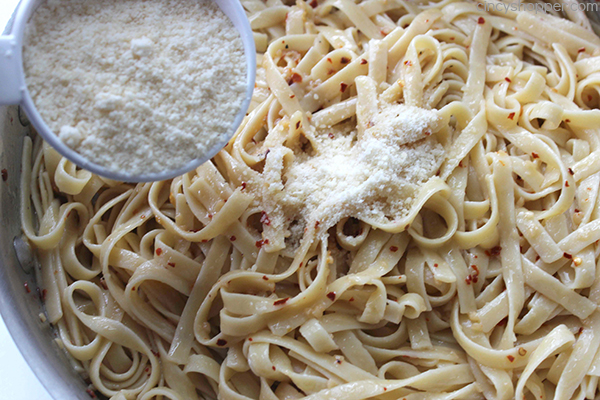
[254,103,445,245]
[23,0,246,175]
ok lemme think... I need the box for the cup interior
[10,0,256,183]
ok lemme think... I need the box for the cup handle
[0,35,24,105]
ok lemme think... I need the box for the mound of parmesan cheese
[255,103,445,248]
[23,0,246,176]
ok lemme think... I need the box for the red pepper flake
[518,347,527,356]
[24,282,31,293]
[565,119,571,123]
[578,47,586,53]
[458,161,464,168]
[255,239,269,248]
[86,389,97,398]
[507,355,515,362]
[340,82,348,92]
[575,209,580,213]
[272,366,276,371]
[404,60,412,66]
[360,59,368,65]
[434,263,439,267]
[132,287,136,291]
[485,246,502,257]
[151,350,160,357]
[274,297,289,306]
[508,112,515,120]
[340,57,350,64]
[505,77,512,83]
[248,337,253,341]
[564,252,572,259]
[230,235,236,241]
[167,262,175,268]
[349,297,354,302]
[578,327,584,335]
[156,248,163,256]
[471,265,479,274]
[384,388,387,392]
[327,292,336,301]
[532,152,539,159]
[296,121,301,130]
[1,169,7,182]
[565,181,570,187]
[478,17,485,24]
[450,37,455,40]
[465,275,472,285]
[328,133,335,139]
[309,0,318,7]
[327,58,332,63]
[568,168,574,175]
[288,72,303,85]
[262,275,269,281]
[216,339,227,346]
[241,182,247,190]
[390,246,399,252]
[260,211,271,226]
[290,94,295,98]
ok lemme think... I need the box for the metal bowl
[0,104,90,399]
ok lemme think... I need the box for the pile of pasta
[21,0,600,399]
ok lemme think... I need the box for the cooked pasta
[20,1,600,399]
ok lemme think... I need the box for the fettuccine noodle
[20,1,600,399]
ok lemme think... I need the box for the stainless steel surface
[0,105,91,400]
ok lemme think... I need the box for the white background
[1,0,53,398]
